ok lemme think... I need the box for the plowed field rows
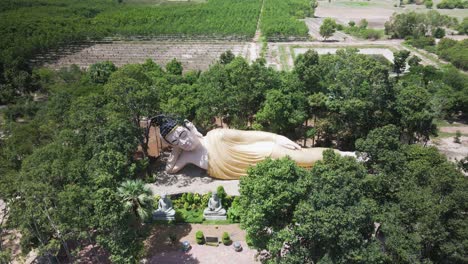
[42,41,250,71]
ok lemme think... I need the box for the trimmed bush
[425,0,433,8]
[222,232,231,245]
[196,231,205,244]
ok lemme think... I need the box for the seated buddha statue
[153,193,176,220]
[203,192,226,216]
[151,115,353,180]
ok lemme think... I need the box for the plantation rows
[94,0,262,37]
[40,42,250,71]
[261,0,311,40]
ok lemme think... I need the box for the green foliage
[319,18,337,40]
[117,180,153,222]
[343,25,383,40]
[239,157,308,249]
[222,232,231,245]
[227,197,241,223]
[425,0,433,8]
[436,38,468,71]
[166,58,183,75]
[216,185,227,206]
[458,17,468,34]
[384,11,457,39]
[454,130,461,143]
[175,208,204,223]
[88,61,117,84]
[219,50,235,65]
[396,83,437,143]
[437,0,467,8]
[195,230,205,244]
[261,0,310,40]
[393,50,411,75]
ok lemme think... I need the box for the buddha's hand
[166,147,183,173]
[275,135,301,150]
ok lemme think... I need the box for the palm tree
[117,180,153,223]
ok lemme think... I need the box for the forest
[0,0,263,104]
[1,47,467,262]
[0,0,467,262]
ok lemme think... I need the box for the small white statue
[153,194,175,220]
[203,192,226,216]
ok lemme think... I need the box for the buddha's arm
[224,129,301,150]
[166,147,183,173]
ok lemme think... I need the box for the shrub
[425,0,433,8]
[348,21,356,27]
[222,232,231,245]
[406,36,435,48]
[184,202,190,210]
[454,130,461,143]
[186,192,194,204]
[358,19,368,29]
[437,0,467,8]
[217,186,227,206]
[195,231,205,244]
[201,192,211,207]
[433,27,446,38]
[88,61,117,84]
[227,197,241,223]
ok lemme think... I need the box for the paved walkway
[146,224,257,264]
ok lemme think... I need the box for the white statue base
[153,210,175,221]
[204,215,227,220]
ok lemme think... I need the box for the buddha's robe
[204,129,333,180]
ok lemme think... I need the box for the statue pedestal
[153,211,175,221]
[204,214,227,220]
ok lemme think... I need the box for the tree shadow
[145,223,195,262]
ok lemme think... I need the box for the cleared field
[315,0,467,29]
[42,41,250,71]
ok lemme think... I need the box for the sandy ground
[145,224,257,264]
[430,136,468,161]
[315,0,395,28]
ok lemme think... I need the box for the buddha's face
[165,125,201,151]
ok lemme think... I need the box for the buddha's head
[152,115,202,151]
[161,193,167,199]
[211,192,218,199]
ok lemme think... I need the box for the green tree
[395,84,436,143]
[393,50,410,76]
[166,58,183,75]
[117,180,153,223]
[239,158,308,250]
[219,50,235,64]
[88,61,117,84]
[320,18,337,40]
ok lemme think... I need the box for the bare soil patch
[429,136,468,161]
[43,41,250,72]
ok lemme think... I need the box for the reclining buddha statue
[151,115,353,180]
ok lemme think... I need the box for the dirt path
[439,126,468,134]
